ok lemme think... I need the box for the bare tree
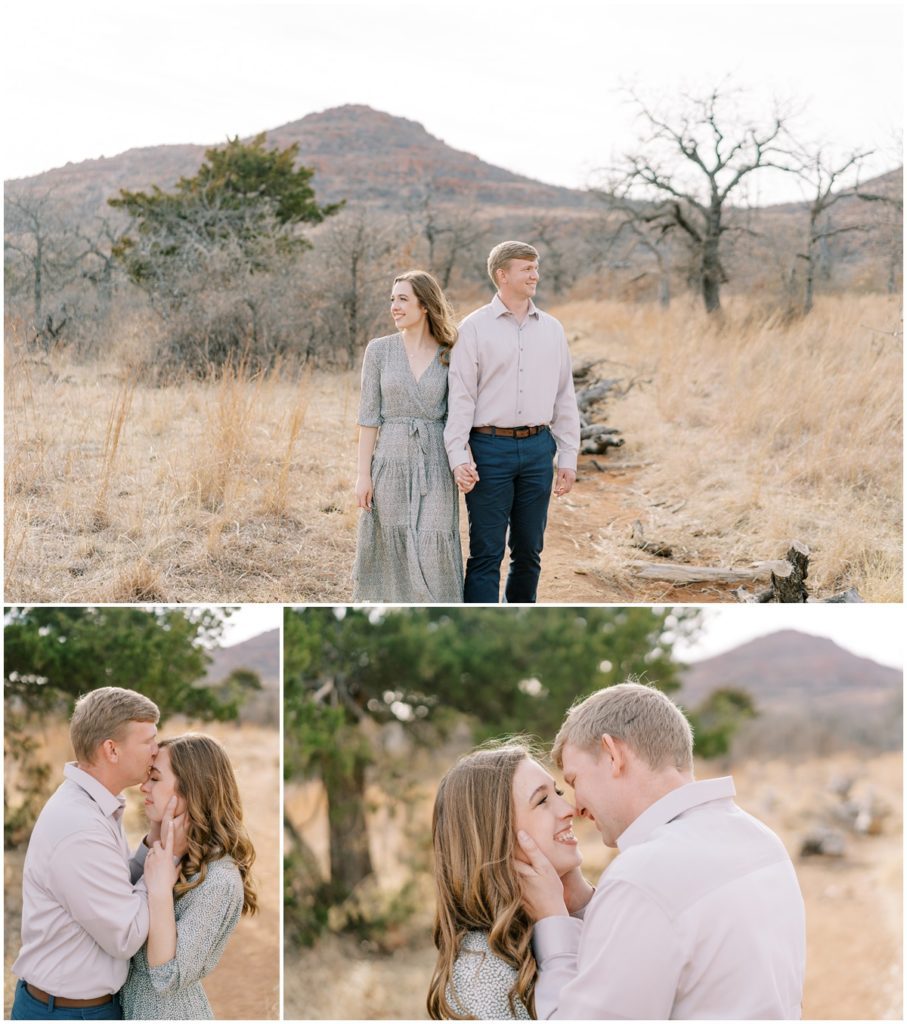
[307,207,396,366]
[4,188,82,344]
[532,215,578,297]
[853,156,904,295]
[792,147,873,313]
[592,186,678,307]
[610,84,790,312]
[406,180,486,288]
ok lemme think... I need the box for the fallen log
[629,560,786,584]
[731,542,864,603]
[630,520,673,559]
[576,378,621,410]
[582,434,625,454]
[581,423,622,438]
[768,540,810,602]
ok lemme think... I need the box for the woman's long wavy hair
[427,741,538,1020]
[161,734,258,916]
[394,269,458,364]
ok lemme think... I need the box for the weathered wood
[726,542,864,603]
[799,828,846,859]
[629,560,787,584]
[576,379,620,409]
[630,520,673,558]
[581,435,624,454]
[818,587,865,603]
[580,423,622,439]
[768,540,810,602]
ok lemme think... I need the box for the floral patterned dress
[121,857,243,1020]
[352,333,463,602]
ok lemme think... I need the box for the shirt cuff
[533,914,583,964]
[556,453,578,471]
[448,451,470,470]
[133,841,150,866]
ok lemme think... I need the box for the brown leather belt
[26,983,114,1008]
[472,425,547,438]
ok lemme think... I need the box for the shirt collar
[64,761,127,821]
[617,776,736,852]
[491,293,540,319]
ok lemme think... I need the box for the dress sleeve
[358,340,383,427]
[450,944,531,1020]
[147,867,244,995]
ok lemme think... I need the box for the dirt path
[522,455,743,604]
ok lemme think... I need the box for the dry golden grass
[4,717,281,1019]
[4,293,901,602]
[4,334,359,602]
[285,749,902,1020]
[554,293,902,601]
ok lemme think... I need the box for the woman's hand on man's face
[513,830,569,921]
[144,801,180,896]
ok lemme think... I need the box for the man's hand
[554,468,576,497]
[561,865,595,915]
[453,462,479,494]
[514,830,569,921]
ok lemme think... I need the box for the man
[516,682,806,1019]
[444,240,580,603]
[11,686,175,1020]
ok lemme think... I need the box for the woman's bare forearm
[146,890,178,967]
[357,426,378,477]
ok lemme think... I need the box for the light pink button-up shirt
[444,294,581,470]
[12,763,150,998]
[533,777,806,1019]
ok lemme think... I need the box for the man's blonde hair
[70,686,160,763]
[551,681,694,773]
[487,240,539,289]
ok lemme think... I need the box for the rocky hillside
[202,628,280,726]
[6,104,594,221]
[679,630,903,755]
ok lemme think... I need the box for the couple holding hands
[353,240,580,604]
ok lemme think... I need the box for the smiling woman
[352,269,463,603]
[427,740,593,1021]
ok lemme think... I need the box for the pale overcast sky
[219,605,282,645]
[672,604,904,670]
[3,1,902,202]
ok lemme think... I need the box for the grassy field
[284,748,903,1020]
[3,718,281,1019]
[5,292,901,603]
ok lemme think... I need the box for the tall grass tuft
[92,376,136,530]
[262,368,313,517]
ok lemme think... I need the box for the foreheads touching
[552,682,694,777]
[70,686,160,770]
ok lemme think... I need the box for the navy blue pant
[11,981,122,1020]
[463,428,556,603]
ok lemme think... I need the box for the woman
[352,269,464,602]
[428,742,584,1020]
[122,734,257,1020]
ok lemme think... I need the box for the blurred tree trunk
[325,755,373,898]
